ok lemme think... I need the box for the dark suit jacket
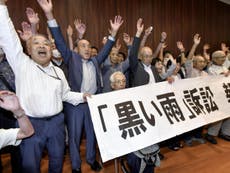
[129,36,163,87]
[49,26,114,93]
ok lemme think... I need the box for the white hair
[109,71,125,83]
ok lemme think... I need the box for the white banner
[88,75,230,162]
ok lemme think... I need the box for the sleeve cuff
[47,19,58,27]
[108,36,115,42]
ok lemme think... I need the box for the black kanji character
[157,92,185,124]
[199,87,218,113]
[115,101,146,139]
[183,88,205,115]
[223,83,230,102]
[138,101,156,126]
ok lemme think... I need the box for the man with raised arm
[129,18,163,87]
[37,0,123,172]
[0,1,90,172]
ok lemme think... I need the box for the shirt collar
[82,58,93,63]
[142,62,151,68]
[36,61,54,71]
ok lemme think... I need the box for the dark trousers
[64,102,96,170]
[20,112,65,173]
[0,109,22,173]
[126,153,155,173]
[183,127,204,141]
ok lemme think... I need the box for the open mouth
[38,50,47,57]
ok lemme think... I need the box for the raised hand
[26,7,40,34]
[123,33,133,46]
[74,19,86,39]
[67,25,73,37]
[139,25,152,49]
[26,7,39,25]
[136,18,144,37]
[193,33,201,45]
[102,36,108,45]
[37,0,53,20]
[221,42,229,53]
[160,32,167,42]
[110,15,123,38]
[144,26,153,36]
[17,21,33,42]
[176,41,185,52]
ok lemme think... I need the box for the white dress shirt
[0,5,84,117]
[208,64,228,75]
[191,68,208,78]
[224,56,230,69]
[143,63,156,84]
[185,59,208,78]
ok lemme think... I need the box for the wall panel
[6,0,230,55]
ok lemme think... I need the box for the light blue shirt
[81,59,97,94]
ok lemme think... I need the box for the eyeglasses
[142,55,153,59]
[218,56,226,59]
[114,79,126,84]
[197,60,205,63]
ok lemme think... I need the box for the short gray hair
[110,71,125,83]
[212,50,225,59]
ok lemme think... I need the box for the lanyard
[36,65,61,80]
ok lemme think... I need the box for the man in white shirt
[0,90,34,149]
[205,50,230,144]
[0,1,89,173]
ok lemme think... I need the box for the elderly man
[37,0,123,172]
[0,1,89,173]
[205,50,230,144]
[109,71,160,173]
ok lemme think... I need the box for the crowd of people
[0,0,230,173]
